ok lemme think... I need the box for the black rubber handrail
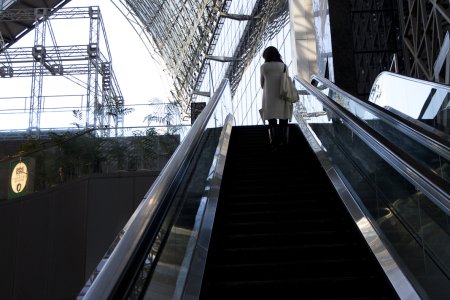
[78,79,229,300]
[311,73,450,161]
[295,75,450,215]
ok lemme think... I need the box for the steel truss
[116,0,289,118]
[114,0,230,119]
[398,0,450,83]
[350,0,403,98]
[225,0,289,96]
[0,6,124,135]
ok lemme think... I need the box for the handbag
[280,64,299,103]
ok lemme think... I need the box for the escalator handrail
[78,78,229,300]
[311,73,450,161]
[293,99,420,300]
[177,113,234,299]
[294,76,450,215]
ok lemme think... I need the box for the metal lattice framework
[350,0,403,98]
[115,0,289,118]
[225,0,289,96]
[0,6,125,134]
[398,0,450,83]
[0,0,72,50]
[117,0,229,118]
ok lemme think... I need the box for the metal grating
[398,0,450,83]
[350,0,403,99]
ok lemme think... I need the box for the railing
[311,74,450,185]
[78,78,231,299]
[313,74,450,154]
[70,70,450,299]
[293,75,450,299]
[297,76,450,212]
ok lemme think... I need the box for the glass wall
[197,1,293,126]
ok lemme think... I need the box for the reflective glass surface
[198,2,293,127]
[312,76,450,185]
[293,81,450,299]
[368,72,450,140]
[125,80,232,299]
[369,72,450,121]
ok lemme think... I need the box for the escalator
[78,76,450,299]
[199,125,399,299]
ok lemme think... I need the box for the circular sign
[11,162,28,194]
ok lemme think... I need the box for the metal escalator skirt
[175,113,234,299]
[294,76,424,299]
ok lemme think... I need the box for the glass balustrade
[78,79,233,299]
[311,74,450,185]
[293,76,450,299]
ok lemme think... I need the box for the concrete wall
[289,0,358,97]
[0,171,159,300]
[289,0,319,81]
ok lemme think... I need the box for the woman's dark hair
[262,46,283,62]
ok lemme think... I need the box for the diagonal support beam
[205,55,240,62]
[218,12,261,20]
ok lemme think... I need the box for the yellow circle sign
[10,162,28,194]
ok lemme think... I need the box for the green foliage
[13,127,180,192]
[71,110,83,128]
[144,101,182,135]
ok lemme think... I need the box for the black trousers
[267,119,288,146]
[268,119,288,127]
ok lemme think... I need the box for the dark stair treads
[199,125,399,299]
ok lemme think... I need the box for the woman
[260,46,292,149]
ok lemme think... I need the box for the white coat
[260,61,293,121]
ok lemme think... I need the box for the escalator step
[200,125,399,299]
[202,277,396,299]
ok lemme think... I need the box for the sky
[0,0,173,131]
